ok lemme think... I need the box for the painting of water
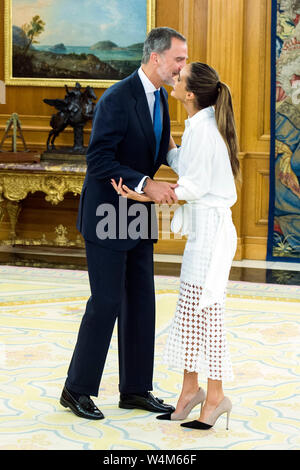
[5,0,155,86]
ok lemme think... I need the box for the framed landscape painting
[4,0,155,87]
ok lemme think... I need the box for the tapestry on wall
[267,0,300,261]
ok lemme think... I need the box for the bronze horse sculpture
[44,82,97,153]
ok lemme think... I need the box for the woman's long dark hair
[186,62,241,183]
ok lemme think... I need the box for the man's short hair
[142,27,186,64]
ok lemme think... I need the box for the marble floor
[0,266,299,450]
[1,247,299,285]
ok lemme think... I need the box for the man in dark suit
[60,27,188,419]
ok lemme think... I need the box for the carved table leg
[0,186,6,224]
[6,200,22,243]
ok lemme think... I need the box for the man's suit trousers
[65,238,156,397]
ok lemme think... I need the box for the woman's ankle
[205,393,225,407]
[179,385,200,398]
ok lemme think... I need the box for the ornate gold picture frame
[4,0,155,88]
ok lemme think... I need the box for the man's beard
[164,77,176,86]
[157,69,176,86]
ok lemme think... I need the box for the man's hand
[111,178,152,202]
[143,178,178,204]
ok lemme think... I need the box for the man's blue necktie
[153,89,162,161]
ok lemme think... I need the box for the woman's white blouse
[167,106,237,207]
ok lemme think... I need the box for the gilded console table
[0,160,86,246]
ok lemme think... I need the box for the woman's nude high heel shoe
[156,388,206,421]
[180,396,232,430]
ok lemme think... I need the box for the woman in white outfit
[111,62,240,430]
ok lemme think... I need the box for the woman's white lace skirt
[163,207,234,381]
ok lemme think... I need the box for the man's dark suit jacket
[76,69,171,251]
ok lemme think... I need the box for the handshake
[111,177,179,205]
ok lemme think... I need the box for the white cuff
[135,175,149,194]
[174,186,188,201]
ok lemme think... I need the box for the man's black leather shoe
[119,392,175,413]
[60,386,104,420]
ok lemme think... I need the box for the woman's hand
[111,177,152,202]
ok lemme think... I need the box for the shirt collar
[185,106,215,129]
[138,66,160,94]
